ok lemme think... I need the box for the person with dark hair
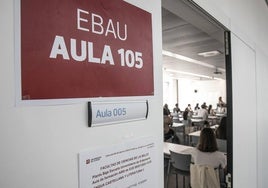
[218,96,226,107]
[163,104,176,142]
[173,103,180,113]
[194,103,200,111]
[215,116,227,140]
[198,103,208,121]
[163,115,179,143]
[207,104,215,115]
[163,104,171,116]
[183,107,189,120]
[163,115,174,141]
[190,128,226,168]
[216,97,226,114]
[201,102,207,109]
[187,104,193,112]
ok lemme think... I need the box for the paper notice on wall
[78,137,158,188]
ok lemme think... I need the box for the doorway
[162,0,232,187]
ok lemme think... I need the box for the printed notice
[78,137,157,188]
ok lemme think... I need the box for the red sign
[20,0,154,100]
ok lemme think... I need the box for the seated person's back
[190,128,226,168]
[197,104,208,121]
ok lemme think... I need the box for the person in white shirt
[190,128,227,168]
[197,104,208,121]
[173,103,181,113]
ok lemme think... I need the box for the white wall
[2,0,268,187]
[256,49,268,188]
[0,1,163,188]
[193,0,268,187]
[231,34,257,188]
[178,79,226,110]
[163,74,226,111]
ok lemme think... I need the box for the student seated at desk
[164,115,179,143]
[190,128,226,188]
[164,115,174,140]
[173,103,181,113]
[197,104,208,121]
[190,128,226,168]
[163,104,171,116]
[207,104,215,116]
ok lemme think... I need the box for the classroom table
[191,118,204,123]
[188,125,219,138]
[171,122,184,127]
[164,141,226,156]
[187,127,227,153]
[188,130,201,146]
[215,113,227,117]
[208,115,220,125]
[164,142,193,155]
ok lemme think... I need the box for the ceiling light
[166,69,224,81]
[165,69,211,79]
[198,50,221,57]
[162,50,215,69]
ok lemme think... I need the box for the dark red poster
[20,0,154,100]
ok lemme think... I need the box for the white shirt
[197,108,208,121]
[189,148,227,168]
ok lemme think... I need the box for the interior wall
[163,73,226,112]
[178,79,226,110]
[0,1,163,188]
[193,0,268,187]
[231,34,257,188]
[256,49,268,188]
[163,73,176,108]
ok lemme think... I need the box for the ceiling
[162,0,226,80]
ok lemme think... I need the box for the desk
[188,131,201,146]
[211,124,219,129]
[188,129,227,153]
[172,122,184,127]
[208,115,219,125]
[191,119,204,123]
[188,125,218,137]
[164,142,226,155]
[215,113,226,117]
[190,118,205,131]
[164,142,193,155]
[187,125,218,143]
[188,130,201,137]
[172,113,183,123]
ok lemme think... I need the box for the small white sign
[88,100,148,127]
[78,137,157,188]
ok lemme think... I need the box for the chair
[166,150,191,188]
